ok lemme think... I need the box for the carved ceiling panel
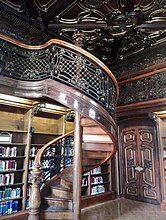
[1,0,166,65]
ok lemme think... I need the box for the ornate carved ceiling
[0,0,166,65]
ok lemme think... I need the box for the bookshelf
[26,104,74,209]
[81,161,112,196]
[0,95,73,216]
[0,103,31,216]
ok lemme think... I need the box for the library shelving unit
[0,94,73,217]
[81,161,112,196]
[26,104,74,208]
[157,114,166,211]
[0,96,32,217]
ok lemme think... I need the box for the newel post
[28,163,42,220]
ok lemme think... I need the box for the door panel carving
[139,128,157,200]
[123,129,138,197]
[121,124,161,204]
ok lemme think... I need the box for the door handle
[135,166,144,172]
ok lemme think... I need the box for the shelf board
[0,183,24,187]
[0,142,27,147]
[0,196,23,202]
[91,172,109,176]
[32,132,62,136]
[91,181,110,186]
[31,143,44,146]
[0,129,27,133]
[0,169,25,174]
[0,143,27,146]
[0,156,26,159]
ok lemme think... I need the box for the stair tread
[61,176,72,182]
[50,184,73,192]
[43,195,72,201]
[42,206,73,212]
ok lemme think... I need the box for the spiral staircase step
[40,209,73,220]
[42,196,73,210]
[49,184,73,199]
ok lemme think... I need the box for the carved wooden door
[122,125,161,204]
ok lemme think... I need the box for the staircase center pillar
[73,112,82,220]
[72,31,84,220]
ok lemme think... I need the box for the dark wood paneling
[120,118,161,204]
[81,191,115,208]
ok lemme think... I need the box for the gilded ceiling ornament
[1,0,25,12]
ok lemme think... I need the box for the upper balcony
[0,33,119,140]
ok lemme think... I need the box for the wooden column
[72,31,84,220]
[73,112,82,220]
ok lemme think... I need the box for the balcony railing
[0,34,118,119]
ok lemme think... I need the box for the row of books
[91,176,103,185]
[91,166,101,174]
[81,177,88,187]
[27,186,31,197]
[0,200,19,216]
[64,146,74,156]
[26,199,29,209]
[30,147,38,157]
[65,158,73,167]
[91,185,105,195]
[0,188,21,201]
[163,159,166,167]
[0,173,15,186]
[0,160,17,171]
[0,146,17,157]
[29,159,34,169]
[27,173,32,183]
[163,150,166,157]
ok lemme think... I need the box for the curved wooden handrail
[0,33,119,97]
[34,130,74,166]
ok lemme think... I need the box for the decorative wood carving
[0,6,50,45]
[0,1,165,65]
[121,122,161,204]
[123,129,138,197]
[111,42,166,79]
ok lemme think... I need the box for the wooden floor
[2,198,166,220]
[81,198,166,220]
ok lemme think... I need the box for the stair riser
[83,126,106,134]
[51,188,72,199]
[40,211,73,220]
[61,178,72,190]
[43,199,73,210]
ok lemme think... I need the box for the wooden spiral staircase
[37,117,115,220]
[0,33,119,220]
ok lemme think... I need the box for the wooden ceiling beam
[48,21,166,30]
